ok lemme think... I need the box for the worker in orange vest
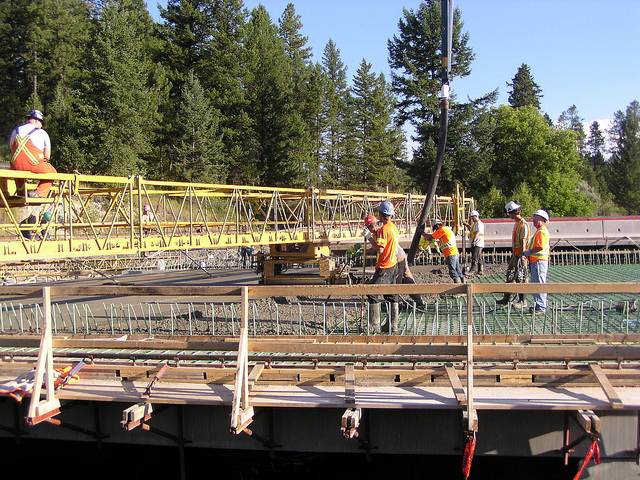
[9,109,57,198]
[362,202,400,333]
[522,209,550,313]
[422,219,464,283]
[496,201,530,307]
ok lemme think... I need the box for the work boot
[496,293,512,305]
[391,302,399,334]
[369,303,381,334]
[477,264,483,276]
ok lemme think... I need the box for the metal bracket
[341,407,362,438]
[141,362,169,398]
[561,410,601,465]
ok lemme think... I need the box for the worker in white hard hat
[141,204,155,236]
[362,202,400,333]
[496,201,530,307]
[463,210,484,276]
[421,219,464,284]
[522,209,550,313]
[9,109,57,198]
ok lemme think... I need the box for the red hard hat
[364,215,376,226]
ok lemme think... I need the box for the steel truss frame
[0,170,472,263]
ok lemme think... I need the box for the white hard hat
[533,209,549,221]
[505,201,521,214]
[431,218,443,230]
[470,210,479,217]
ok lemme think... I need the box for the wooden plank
[345,364,355,405]
[589,363,624,409]
[444,364,467,405]
[247,363,265,391]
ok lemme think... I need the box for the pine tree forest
[1,0,638,216]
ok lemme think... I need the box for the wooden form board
[1,281,639,299]
[5,375,637,411]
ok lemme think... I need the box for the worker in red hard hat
[9,109,57,198]
[362,202,400,333]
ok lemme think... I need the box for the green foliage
[608,101,640,214]
[477,186,506,219]
[344,60,406,191]
[320,39,351,188]
[0,0,634,220]
[507,64,542,109]
[243,5,305,187]
[171,70,225,183]
[388,0,474,128]
[490,105,593,217]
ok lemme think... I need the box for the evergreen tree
[0,0,35,139]
[243,5,305,187]
[157,0,248,182]
[507,63,542,109]
[388,1,473,129]
[72,0,167,176]
[320,39,351,188]
[346,60,406,191]
[388,0,498,196]
[277,3,319,186]
[580,120,611,203]
[557,105,586,153]
[608,101,640,214]
[171,70,225,183]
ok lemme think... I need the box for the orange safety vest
[432,226,458,258]
[527,225,549,263]
[374,222,399,269]
[11,127,45,166]
[512,218,530,256]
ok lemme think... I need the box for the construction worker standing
[363,202,400,333]
[9,109,56,198]
[141,204,155,236]
[523,210,550,313]
[496,201,530,307]
[464,210,484,276]
[422,219,464,283]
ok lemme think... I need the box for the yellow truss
[0,170,474,263]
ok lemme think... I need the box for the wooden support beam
[26,287,60,425]
[248,363,265,391]
[466,283,477,432]
[231,287,254,434]
[589,363,624,409]
[345,364,355,405]
[444,364,467,405]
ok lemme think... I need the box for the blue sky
[148,0,640,129]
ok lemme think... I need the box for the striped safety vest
[527,225,550,263]
[512,218,530,256]
[11,126,44,166]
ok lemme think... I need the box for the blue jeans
[446,255,464,282]
[530,260,548,310]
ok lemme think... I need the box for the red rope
[572,440,600,480]
[462,432,476,480]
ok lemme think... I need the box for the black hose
[407,97,450,265]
